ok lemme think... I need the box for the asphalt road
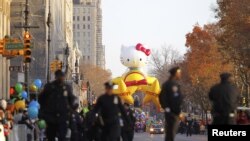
[134,133,207,141]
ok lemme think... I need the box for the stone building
[0,0,11,99]
[73,0,105,68]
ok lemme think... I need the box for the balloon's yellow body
[112,69,161,109]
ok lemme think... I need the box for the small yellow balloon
[30,84,38,92]
[15,100,26,111]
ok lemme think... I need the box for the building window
[88,16,90,21]
[88,56,90,60]
[73,24,75,29]
[83,16,85,21]
[88,24,90,29]
[73,16,75,21]
[77,32,80,36]
[77,24,79,29]
[77,16,79,21]
[83,24,85,29]
[83,32,86,36]
[88,32,90,37]
[83,56,85,61]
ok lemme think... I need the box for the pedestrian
[38,70,76,141]
[93,81,129,141]
[185,114,193,137]
[14,108,24,124]
[159,66,183,141]
[121,103,136,141]
[70,103,84,141]
[193,119,200,134]
[84,105,102,141]
[209,73,239,125]
[237,110,249,125]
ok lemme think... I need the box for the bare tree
[150,45,182,84]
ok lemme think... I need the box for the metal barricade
[9,124,34,141]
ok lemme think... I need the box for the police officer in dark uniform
[209,73,239,125]
[39,70,76,141]
[93,81,129,141]
[159,66,183,141]
[185,114,193,137]
[121,103,136,141]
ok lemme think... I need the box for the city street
[0,0,249,141]
[134,133,207,141]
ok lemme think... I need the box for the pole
[14,0,39,100]
[87,81,90,104]
[24,0,30,99]
[46,0,52,83]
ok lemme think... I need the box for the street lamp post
[87,81,91,104]
[46,0,52,83]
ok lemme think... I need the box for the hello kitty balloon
[120,43,150,68]
[112,43,161,110]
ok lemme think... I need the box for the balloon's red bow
[136,43,151,56]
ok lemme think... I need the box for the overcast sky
[103,0,217,77]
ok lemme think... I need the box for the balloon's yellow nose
[133,60,136,65]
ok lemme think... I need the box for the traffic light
[23,31,32,63]
[0,39,4,54]
[50,61,57,72]
[57,61,63,70]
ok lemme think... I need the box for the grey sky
[103,0,217,77]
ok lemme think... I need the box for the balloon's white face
[120,45,148,68]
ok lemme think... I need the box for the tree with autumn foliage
[185,24,233,112]
[215,0,250,106]
[80,64,112,97]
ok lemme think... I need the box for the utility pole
[46,0,52,83]
[15,0,39,100]
[24,0,29,98]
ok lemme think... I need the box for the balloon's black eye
[140,58,142,61]
[127,59,130,61]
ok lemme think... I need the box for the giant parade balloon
[112,43,161,110]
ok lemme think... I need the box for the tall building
[73,0,105,68]
[49,0,74,63]
[0,0,11,99]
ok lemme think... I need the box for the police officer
[93,81,129,141]
[39,70,76,141]
[159,66,183,141]
[209,73,239,125]
[186,114,193,137]
[121,103,136,141]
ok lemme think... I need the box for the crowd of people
[0,66,249,141]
